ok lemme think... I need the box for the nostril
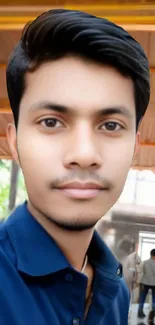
[91,163,97,167]
[70,162,78,166]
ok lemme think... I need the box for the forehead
[21,56,135,115]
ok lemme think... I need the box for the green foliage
[0,159,11,170]
[0,160,11,219]
[16,170,28,204]
[0,183,10,219]
[0,159,27,219]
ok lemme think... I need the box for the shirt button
[65,273,73,282]
[117,268,121,276]
[72,318,80,325]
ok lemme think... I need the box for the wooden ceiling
[1,0,155,169]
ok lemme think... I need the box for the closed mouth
[54,182,105,199]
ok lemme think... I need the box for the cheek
[116,146,134,167]
[17,133,63,179]
[106,139,135,181]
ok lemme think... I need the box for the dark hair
[117,235,135,254]
[6,9,150,128]
[150,249,155,257]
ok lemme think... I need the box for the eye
[100,121,123,131]
[39,118,64,128]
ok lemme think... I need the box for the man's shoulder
[0,204,26,267]
[145,258,152,265]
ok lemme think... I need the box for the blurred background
[1,1,155,324]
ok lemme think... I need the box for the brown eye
[40,118,63,128]
[101,121,122,131]
[105,122,118,131]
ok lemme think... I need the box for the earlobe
[6,123,20,165]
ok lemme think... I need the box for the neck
[27,201,94,271]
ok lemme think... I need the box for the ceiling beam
[140,142,155,147]
[0,134,7,139]
[0,108,11,114]
[64,4,155,12]
[0,4,155,30]
[0,4,155,14]
[1,17,155,31]
[0,155,12,159]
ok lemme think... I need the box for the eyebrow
[29,101,133,119]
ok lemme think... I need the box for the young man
[0,9,150,325]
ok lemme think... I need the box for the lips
[58,182,103,190]
[55,182,103,199]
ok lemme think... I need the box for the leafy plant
[0,159,27,219]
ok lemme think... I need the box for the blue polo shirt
[0,203,130,325]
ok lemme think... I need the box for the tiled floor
[129,304,155,325]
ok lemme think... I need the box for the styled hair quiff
[6,9,150,128]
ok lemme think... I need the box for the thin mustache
[49,174,113,189]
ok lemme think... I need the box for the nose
[64,124,102,170]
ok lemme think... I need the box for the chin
[48,215,98,232]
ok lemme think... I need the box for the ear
[133,131,140,157]
[6,123,20,165]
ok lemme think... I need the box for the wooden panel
[65,0,155,3]
[148,32,155,66]
[0,113,13,135]
[133,146,155,169]
[150,72,155,103]
[0,0,64,5]
[0,66,7,98]
[0,5,155,30]
[129,31,149,57]
[0,0,151,7]
[0,3,155,25]
[66,0,136,3]
[0,0,143,5]
[138,106,155,143]
[0,31,21,61]
[1,0,155,4]
[0,98,11,110]
[140,103,155,120]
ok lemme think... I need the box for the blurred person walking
[138,249,155,320]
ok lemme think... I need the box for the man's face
[8,56,138,230]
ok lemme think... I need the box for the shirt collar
[6,202,70,276]
[88,231,122,280]
[6,202,121,278]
